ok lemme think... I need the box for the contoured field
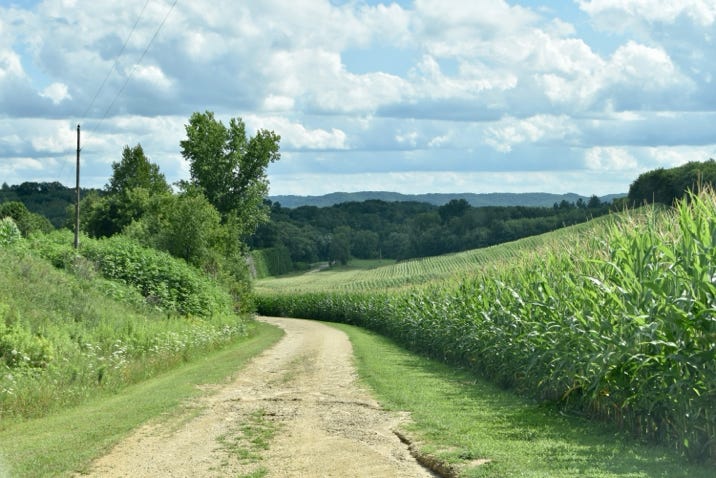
[257,193,716,464]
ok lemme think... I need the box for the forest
[249,197,612,274]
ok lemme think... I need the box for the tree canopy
[180,111,281,237]
[106,144,170,196]
[628,159,716,206]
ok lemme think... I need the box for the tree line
[626,159,716,206]
[249,196,612,272]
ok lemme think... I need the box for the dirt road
[79,317,437,477]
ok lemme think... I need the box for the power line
[59,0,178,187]
[86,0,178,136]
[59,0,153,185]
[80,0,152,120]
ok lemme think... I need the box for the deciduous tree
[107,144,170,196]
[180,111,281,238]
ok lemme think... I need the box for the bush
[0,217,22,247]
[29,231,233,318]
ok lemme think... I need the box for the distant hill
[269,191,626,208]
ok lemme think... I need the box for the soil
[78,317,438,477]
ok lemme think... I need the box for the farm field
[256,192,716,464]
[255,217,604,294]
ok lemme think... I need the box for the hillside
[269,191,625,208]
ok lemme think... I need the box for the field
[256,192,716,462]
[256,218,603,294]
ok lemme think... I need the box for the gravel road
[79,317,437,477]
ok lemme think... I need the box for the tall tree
[107,144,170,195]
[180,111,281,237]
[81,144,169,238]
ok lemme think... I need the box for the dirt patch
[78,317,437,477]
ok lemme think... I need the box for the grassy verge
[331,322,715,478]
[0,321,283,478]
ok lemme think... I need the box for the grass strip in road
[331,322,715,478]
[0,321,283,478]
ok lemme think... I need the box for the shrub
[0,217,22,247]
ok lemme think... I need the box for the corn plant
[257,191,716,461]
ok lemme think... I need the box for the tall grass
[0,234,250,419]
[257,191,716,461]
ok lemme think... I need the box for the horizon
[1,179,625,199]
[1,1,715,196]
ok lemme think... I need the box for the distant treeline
[5,159,716,276]
[627,159,716,206]
[249,196,612,273]
[0,181,100,228]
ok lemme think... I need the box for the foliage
[250,198,612,272]
[0,181,99,228]
[180,111,281,237]
[628,158,716,206]
[79,188,151,238]
[0,217,22,247]
[30,231,233,318]
[123,188,223,268]
[0,303,53,369]
[257,191,716,462]
[249,246,293,279]
[0,201,53,236]
[106,144,171,195]
[0,242,250,420]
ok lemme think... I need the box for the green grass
[217,408,279,477]
[1,239,254,419]
[332,322,715,477]
[0,321,283,478]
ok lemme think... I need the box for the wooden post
[74,124,80,249]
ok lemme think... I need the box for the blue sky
[1,0,715,196]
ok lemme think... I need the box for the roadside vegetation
[257,188,716,463]
[0,233,252,419]
[0,322,282,477]
[335,322,716,477]
[0,111,281,423]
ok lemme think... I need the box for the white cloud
[39,82,71,104]
[484,115,577,153]
[396,130,419,147]
[131,65,172,91]
[245,115,348,150]
[584,147,638,170]
[643,145,716,167]
[0,49,24,80]
[579,0,716,27]
[608,42,681,88]
[262,95,295,112]
[1,0,715,195]
[428,133,451,148]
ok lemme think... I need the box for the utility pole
[74,124,80,249]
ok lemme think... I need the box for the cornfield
[256,191,716,461]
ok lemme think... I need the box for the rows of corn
[256,192,716,461]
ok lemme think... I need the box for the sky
[0,0,715,196]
